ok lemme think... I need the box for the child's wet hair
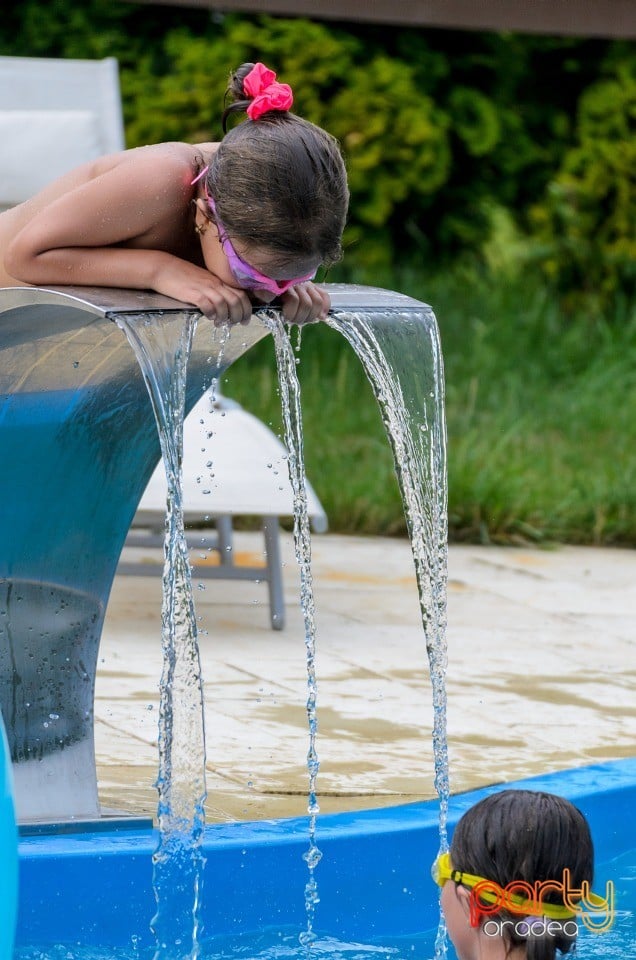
[206,62,348,270]
[451,790,594,960]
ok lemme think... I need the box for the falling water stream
[87,303,448,960]
[265,315,323,954]
[327,308,449,960]
[260,306,450,958]
[327,309,449,826]
[118,313,208,960]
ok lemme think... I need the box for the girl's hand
[280,282,330,325]
[156,260,254,326]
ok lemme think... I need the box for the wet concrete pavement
[96,533,636,823]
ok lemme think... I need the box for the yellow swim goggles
[431,852,580,921]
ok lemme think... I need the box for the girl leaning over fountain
[0,61,349,326]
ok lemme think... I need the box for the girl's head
[438,790,595,960]
[204,62,348,285]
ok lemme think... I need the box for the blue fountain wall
[16,758,636,950]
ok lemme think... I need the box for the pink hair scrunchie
[243,62,293,121]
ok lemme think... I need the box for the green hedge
[529,58,636,311]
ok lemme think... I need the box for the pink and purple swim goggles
[193,166,316,297]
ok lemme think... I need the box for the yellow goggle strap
[431,852,607,922]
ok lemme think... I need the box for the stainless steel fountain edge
[0,281,432,315]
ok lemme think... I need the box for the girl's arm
[4,153,252,325]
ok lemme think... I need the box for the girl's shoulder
[117,141,218,170]
[94,141,219,190]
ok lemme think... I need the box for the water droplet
[303,846,322,869]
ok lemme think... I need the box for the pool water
[14,929,435,960]
[12,915,635,960]
[14,845,635,960]
[186,929,436,960]
[576,845,636,959]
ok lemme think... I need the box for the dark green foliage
[0,0,205,63]
[529,56,636,311]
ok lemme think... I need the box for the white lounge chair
[0,54,125,209]
[120,392,328,630]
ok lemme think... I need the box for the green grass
[221,266,636,545]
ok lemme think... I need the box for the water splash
[118,313,207,960]
[264,314,323,955]
[328,307,449,958]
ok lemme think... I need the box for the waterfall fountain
[0,282,446,828]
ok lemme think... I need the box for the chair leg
[215,515,234,567]
[263,517,285,630]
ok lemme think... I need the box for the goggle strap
[434,854,580,921]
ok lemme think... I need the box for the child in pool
[432,789,606,960]
[0,61,348,326]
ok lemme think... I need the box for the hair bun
[227,62,256,104]
[222,62,293,132]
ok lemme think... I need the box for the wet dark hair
[206,62,348,270]
[450,790,594,960]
